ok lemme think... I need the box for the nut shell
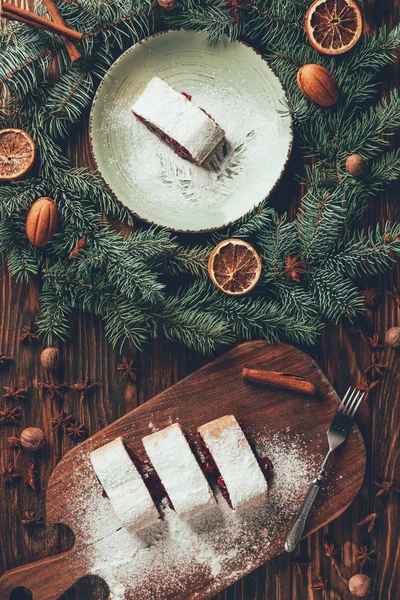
[348,574,371,597]
[385,326,400,348]
[20,427,45,451]
[346,154,366,177]
[297,64,340,107]
[40,347,61,371]
[26,197,59,248]
[158,0,177,10]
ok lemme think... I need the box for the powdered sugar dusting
[90,30,292,231]
[198,415,268,511]
[143,423,215,519]
[69,429,319,599]
[131,77,225,165]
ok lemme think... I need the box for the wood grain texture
[0,0,399,599]
[0,342,366,599]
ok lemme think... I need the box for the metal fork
[284,387,365,552]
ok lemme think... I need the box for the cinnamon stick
[2,3,83,42]
[242,368,317,396]
[0,11,51,32]
[43,0,82,63]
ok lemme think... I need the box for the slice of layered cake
[131,77,225,165]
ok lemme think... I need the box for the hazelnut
[346,154,366,177]
[40,347,60,371]
[157,0,177,10]
[348,574,371,597]
[385,327,400,348]
[20,427,45,451]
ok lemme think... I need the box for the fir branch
[166,245,209,277]
[297,188,346,260]
[1,1,400,355]
[211,292,321,345]
[42,70,94,138]
[341,89,400,158]
[156,298,235,353]
[326,223,400,279]
[309,268,363,322]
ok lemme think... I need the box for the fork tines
[337,387,365,419]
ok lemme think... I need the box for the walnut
[348,574,371,597]
[158,0,177,10]
[385,326,400,348]
[20,427,45,452]
[40,347,61,371]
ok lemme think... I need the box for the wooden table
[0,1,399,598]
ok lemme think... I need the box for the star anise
[0,354,13,370]
[117,357,139,381]
[363,354,388,381]
[291,557,311,575]
[68,237,86,260]
[39,382,67,401]
[282,254,308,282]
[7,435,21,448]
[311,576,326,590]
[323,541,340,558]
[19,320,40,344]
[358,376,380,400]
[218,0,254,23]
[358,512,377,533]
[387,285,400,308]
[356,546,375,567]
[375,481,400,497]
[7,435,21,459]
[26,460,39,491]
[365,333,384,349]
[71,377,99,403]
[0,463,21,484]
[0,407,21,425]
[3,386,28,401]
[21,510,45,527]
[67,421,88,441]
[362,287,378,309]
[51,412,74,431]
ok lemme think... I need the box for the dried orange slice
[305,0,363,56]
[208,239,262,296]
[0,128,36,181]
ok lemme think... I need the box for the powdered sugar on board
[70,428,320,600]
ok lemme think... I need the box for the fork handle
[284,456,330,553]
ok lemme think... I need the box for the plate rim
[89,29,294,234]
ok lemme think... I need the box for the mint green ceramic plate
[90,30,293,232]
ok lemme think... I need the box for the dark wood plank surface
[0,342,367,599]
[0,1,399,599]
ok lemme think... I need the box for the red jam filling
[131,453,170,509]
[197,433,274,507]
[259,456,274,481]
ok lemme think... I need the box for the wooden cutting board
[0,342,366,600]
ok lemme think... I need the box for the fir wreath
[0,0,399,354]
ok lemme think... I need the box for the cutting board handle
[0,548,89,600]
